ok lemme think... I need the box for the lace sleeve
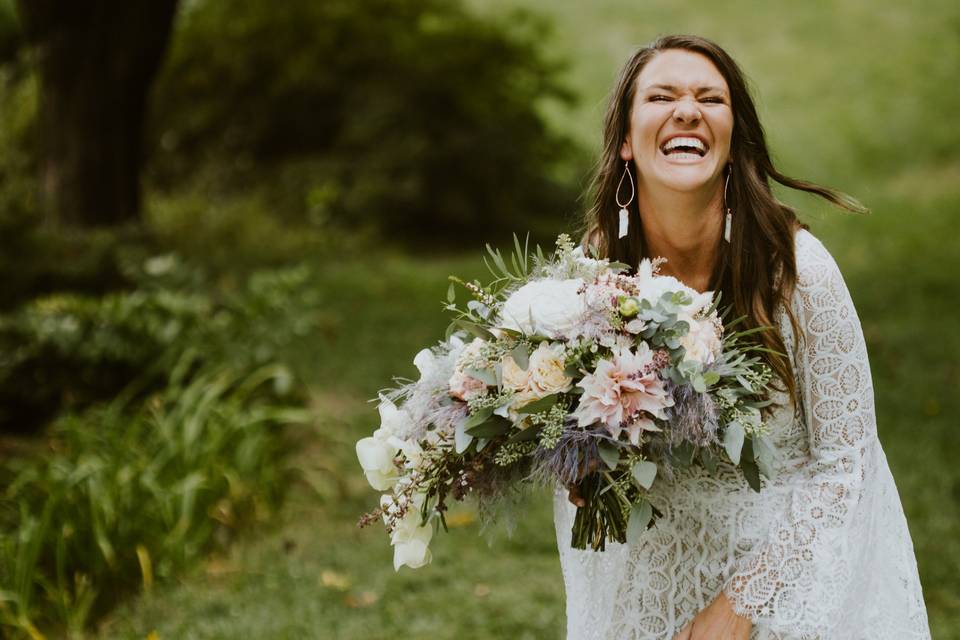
[721,230,875,636]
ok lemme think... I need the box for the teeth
[662,137,707,154]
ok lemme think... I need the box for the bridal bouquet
[356,234,779,570]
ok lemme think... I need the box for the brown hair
[580,34,867,408]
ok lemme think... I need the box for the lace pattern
[553,229,930,639]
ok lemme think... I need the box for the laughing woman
[553,34,931,640]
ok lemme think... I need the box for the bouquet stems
[570,472,629,551]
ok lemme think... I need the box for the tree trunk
[16,0,179,228]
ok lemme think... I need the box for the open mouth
[659,136,708,160]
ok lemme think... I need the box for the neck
[636,180,724,293]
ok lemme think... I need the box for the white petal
[364,469,398,491]
[356,437,395,472]
[413,348,435,378]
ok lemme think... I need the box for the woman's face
[621,49,733,196]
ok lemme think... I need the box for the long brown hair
[580,34,867,408]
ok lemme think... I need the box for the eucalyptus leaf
[723,421,745,465]
[630,460,658,489]
[700,447,718,474]
[447,282,456,303]
[691,374,706,394]
[506,424,542,443]
[463,406,494,429]
[626,500,653,545]
[454,417,474,453]
[740,438,762,492]
[456,319,496,341]
[516,393,561,414]
[597,441,621,470]
[752,435,778,480]
[465,415,512,438]
[511,343,529,370]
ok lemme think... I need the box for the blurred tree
[148,0,582,243]
[14,0,179,227]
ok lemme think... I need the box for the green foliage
[0,255,321,433]
[147,0,582,241]
[0,0,21,64]
[0,357,308,637]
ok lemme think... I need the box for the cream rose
[501,354,531,391]
[528,342,572,396]
[679,313,722,365]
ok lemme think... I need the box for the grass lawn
[95,0,959,637]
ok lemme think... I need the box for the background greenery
[0,0,957,638]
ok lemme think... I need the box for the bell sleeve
[721,231,877,637]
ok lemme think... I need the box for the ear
[619,139,633,161]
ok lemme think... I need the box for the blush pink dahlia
[572,343,673,445]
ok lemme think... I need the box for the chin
[651,161,721,191]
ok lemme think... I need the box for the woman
[553,35,931,640]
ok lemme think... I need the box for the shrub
[0,357,310,637]
[0,256,321,433]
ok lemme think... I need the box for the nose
[673,98,701,123]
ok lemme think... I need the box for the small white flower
[357,429,399,490]
[390,492,434,571]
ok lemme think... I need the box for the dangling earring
[616,160,635,239]
[723,165,733,243]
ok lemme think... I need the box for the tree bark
[16,0,179,227]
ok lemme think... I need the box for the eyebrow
[643,83,728,96]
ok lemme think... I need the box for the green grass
[93,0,959,638]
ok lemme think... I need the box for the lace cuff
[722,231,874,636]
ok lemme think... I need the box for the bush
[0,357,309,637]
[0,254,321,433]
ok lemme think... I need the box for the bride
[553,34,931,639]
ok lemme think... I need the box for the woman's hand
[672,590,752,640]
[566,457,602,507]
[566,482,586,507]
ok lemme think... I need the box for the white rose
[498,278,585,339]
[527,342,572,396]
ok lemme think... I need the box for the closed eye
[701,97,726,104]
[649,95,672,102]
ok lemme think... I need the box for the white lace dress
[553,229,931,640]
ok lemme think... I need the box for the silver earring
[616,160,635,239]
[723,166,733,243]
